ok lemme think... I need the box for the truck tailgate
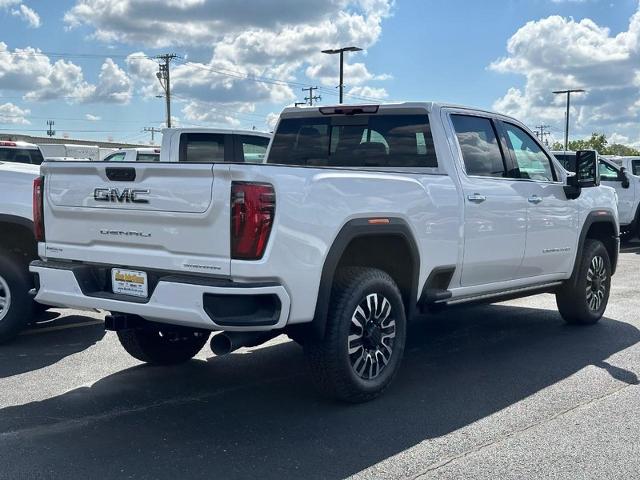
[41,161,232,275]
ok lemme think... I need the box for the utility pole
[143,126,162,144]
[302,86,321,106]
[553,89,586,151]
[534,124,551,146]
[321,46,363,104]
[46,120,55,137]
[155,54,178,128]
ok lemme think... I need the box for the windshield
[268,114,437,168]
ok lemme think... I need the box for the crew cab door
[500,122,578,276]
[599,160,636,225]
[449,113,527,287]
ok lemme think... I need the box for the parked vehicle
[0,140,44,165]
[158,128,271,163]
[553,151,640,238]
[0,161,42,342]
[606,155,640,176]
[38,143,102,162]
[103,148,161,163]
[31,103,619,401]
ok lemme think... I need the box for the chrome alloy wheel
[0,275,11,322]
[348,293,396,380]
[586,255,607,312]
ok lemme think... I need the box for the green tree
[549,133,639,156]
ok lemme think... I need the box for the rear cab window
[136,153,160,162]
[268,111,437,168]
[179,133,225,163]
[0,148,43,165]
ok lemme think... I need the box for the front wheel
[556,239,611,325]
[304,267,407,403]
[117,325,209,365]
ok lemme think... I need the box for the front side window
[268,114,437,168]
[104,152,127,162]
[241,136,270,163]
[599,161,620,181]
[451,115,506,178]
[503,123,555,182]
[632,160,640,176]
[179,133,225,163]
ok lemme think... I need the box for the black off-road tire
[0,249,34,343]
[556,239,611,325]
[304,267,407,403]
[117,326,209,365]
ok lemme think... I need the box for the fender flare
[0,214,34,232]
[571,210,619,280]
[308,217,420,339]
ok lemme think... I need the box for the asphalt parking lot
[1,245,639,480]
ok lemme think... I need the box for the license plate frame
[111,268,148,298]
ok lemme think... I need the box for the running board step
[442,282,563,306]
[422,288,453,303]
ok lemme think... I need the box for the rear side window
[240,135,270,163]
[136,153,160,162]
[268,114,437,168]
[0,148,43,165]
[179,133,225,163]
[451,115,506,178]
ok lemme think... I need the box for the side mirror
[564,150,600,199]
[620,167,630,189]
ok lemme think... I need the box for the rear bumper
[30,260,291,331]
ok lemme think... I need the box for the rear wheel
[304,267,407,403]
[117,325,209,365]
[556,239,611,325]
[0,249,34,343]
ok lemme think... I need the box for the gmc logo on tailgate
[94,188,150,204]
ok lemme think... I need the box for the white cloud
[0,0,19,8]
[0,102,30,124]
[92,58,132,103]
[265,112,279,130]
[67,0,393,116]
[346,85,389,101]
[11,4,40,28]
[85,113,101,121]
[0,43,134,104]
[491,10,640,143]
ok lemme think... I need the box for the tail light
[33,176,45,242]
[231,182,275,260]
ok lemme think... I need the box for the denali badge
[99,230,151,238]
[94,188,149,203]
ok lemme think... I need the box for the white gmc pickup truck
[31,103,619,402]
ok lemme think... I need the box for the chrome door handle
[528,195,542,205]
[467,193,486,204]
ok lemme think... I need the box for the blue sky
[1,0,639,145]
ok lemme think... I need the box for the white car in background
[554,151,640,238]
[103,148,161,163]
[606,156,640,176]
[0,140,45,165]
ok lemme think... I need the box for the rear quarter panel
[229,164,460,323]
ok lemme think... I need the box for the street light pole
[553,88,586,151]
[321,46,363,104]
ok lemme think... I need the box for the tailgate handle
[106,167,136,182]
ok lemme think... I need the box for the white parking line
[21,320,104,336]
